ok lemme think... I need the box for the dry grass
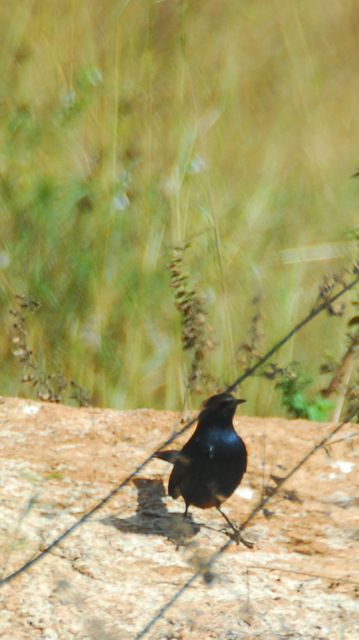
[0,0,359,412]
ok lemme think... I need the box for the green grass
[1,0,359,413]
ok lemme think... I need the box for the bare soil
[0,395,358,639]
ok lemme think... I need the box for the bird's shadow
[100,477,200,545]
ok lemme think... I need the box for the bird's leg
[216,506,236,531]
[216,506,253,548]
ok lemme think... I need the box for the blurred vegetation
[275,366,334,422]
[1,0,359,414]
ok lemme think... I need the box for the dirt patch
[0,396,358,639]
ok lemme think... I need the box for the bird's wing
[168,451,192,499]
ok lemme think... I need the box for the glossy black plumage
[155,392,248,537]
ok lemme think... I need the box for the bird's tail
[154,450,178,464]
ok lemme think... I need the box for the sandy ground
[0,395,358,640]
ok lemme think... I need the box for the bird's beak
[235,398,246,405]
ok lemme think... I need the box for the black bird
[155,392,248,541]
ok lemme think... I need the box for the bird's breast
[200,428,245,456]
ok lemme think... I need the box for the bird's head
[199,392,245,422]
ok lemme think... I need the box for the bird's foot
[223,527,254,548]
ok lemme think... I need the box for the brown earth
[0,395,358,640]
